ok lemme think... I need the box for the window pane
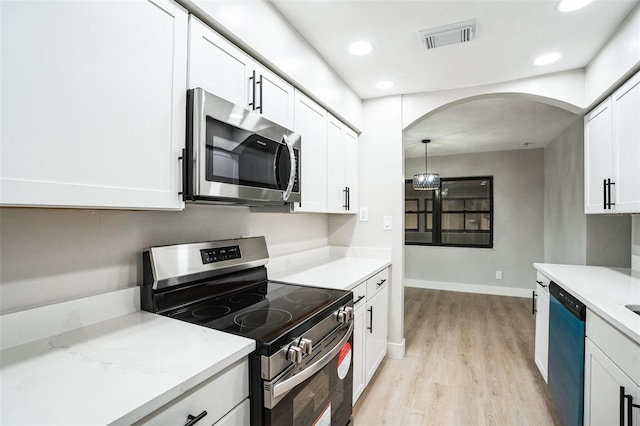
[466,213,491,230]
[442,199,464,211]
[442,213,464,230]
[442,232,491,246]
[465,199,490,211]
[405,213,418,230]
[405,199,419,212]
[425,213,433,230]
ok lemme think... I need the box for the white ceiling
[271,0,639,156]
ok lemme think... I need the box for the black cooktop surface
[165,281,350,346]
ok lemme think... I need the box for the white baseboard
[386,338,405,360]
[404,279,533,298]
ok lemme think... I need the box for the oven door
[262,321,353,426]
[186,88,301,205]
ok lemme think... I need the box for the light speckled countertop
[0,289,254,425]
[271,256,391,290]
[534,263,640,344]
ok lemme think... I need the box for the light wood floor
[353,287,562,426]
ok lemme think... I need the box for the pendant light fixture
[413,139,440,190]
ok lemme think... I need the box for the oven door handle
[272,321,353,399]
[281,134,296,202]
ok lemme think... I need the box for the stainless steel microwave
[184,88,301,205]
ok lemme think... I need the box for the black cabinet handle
[343,187,349,210]
[532,290,537,315]
[257,74,263,113]
[608,179,615,209]
[347,187,350,211]
[249,70,256,110]
[367,307,373,333]
[354,295,365,306]
[185,410,207,426]
[536,280,548,288]
[377,279,386,287]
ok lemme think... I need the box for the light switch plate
[359,207,369,222]
[383,216,392,230]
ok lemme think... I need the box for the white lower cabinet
[352,282,367,403]
[352,267,389,404]
[534,273,550,382]
[0,0,188,210]
[584,339,639,426]
[135,358,249,425]
[584,311,640,426]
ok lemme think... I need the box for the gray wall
[0,206,328,313]
[404,149,545,293]
[544,119,631,267]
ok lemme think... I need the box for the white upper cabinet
[188,17,253,110]
[188,18,294,129]
[584,100,613,214]
[291,91,327,213]
[253,62,295,130]
[612,71,640,213]
[326,114,358,214]
[585,70,640,214]
[0,0,188,210]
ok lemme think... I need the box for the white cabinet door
[584,338,639,426]
[365,284,388,384]
[253,62,295,130]
[612,71,640,213]
[343,128,359,214]
[188,16,252,109]
[534,283,550,383]
[0,0,187,210]
[326,114,358,214]
[292,91,327,213]
[327,115,347,213]
[584,99,613,214]
[352,304,367,404]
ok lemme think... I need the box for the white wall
[404,149,544,297]
[402,69,586,130]
[586,2,640,106]
[0,206,327,313]
[633,217,640,271]
[182,0,362,129]
[328,96,405,358]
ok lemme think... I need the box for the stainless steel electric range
[141,237,354,426]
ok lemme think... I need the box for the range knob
[286,345,303,363]
[299,338,313,355]
[336,306,354,323]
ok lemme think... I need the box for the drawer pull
[376,279,386,287]
[185,410,207,426]
[536,280,548,288]
[354,295,365,306]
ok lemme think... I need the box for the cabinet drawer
[136,358,249,425]
[215,399,250,426]
[366,268,389,299]
[586,310,640,385]
[352,282,367,309]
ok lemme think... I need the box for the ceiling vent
[419,19,477,50]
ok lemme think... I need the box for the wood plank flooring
[353,288,562,426]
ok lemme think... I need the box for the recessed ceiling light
[348,41,374,56]
[375,81,394,90]
[533,52,561,66]
[557,0,593,12]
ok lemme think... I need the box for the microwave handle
[282,135,296,202]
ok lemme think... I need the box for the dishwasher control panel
[550,281,586,320]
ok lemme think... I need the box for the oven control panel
[200,245,241,264]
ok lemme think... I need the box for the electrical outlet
[496,271,503,280]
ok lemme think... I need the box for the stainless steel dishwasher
[548,281,587,426]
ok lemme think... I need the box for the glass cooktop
[166,281,350,346]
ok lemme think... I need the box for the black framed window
[405,176,493,248]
